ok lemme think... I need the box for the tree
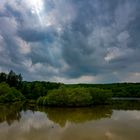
[0,72,7,83]
[0,82,25,103]
[7,70,23,88]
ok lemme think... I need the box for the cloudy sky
[0,0,140,83]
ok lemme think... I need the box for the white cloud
[117,31,130,43]
[104,47,133,62]
[0,0,140,83]
[0,17,18,35]
[15,37,31,54]
[121,72,140,83]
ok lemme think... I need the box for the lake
[0,101,140,140]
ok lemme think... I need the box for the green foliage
[0,70,23,89]
[21,81,62,99]
[88,88,112,104]
[37,96,44,105]
[7,70,23,89]
[67,83,140,98]
[1,70,140,105]
[37,87,91,106]
[0,83,25,103]
[37,87,112,106]
[0,72,7,83]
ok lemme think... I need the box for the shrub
[89,88,112,104]
[0,82,25,103]
[37,87,92,107]
[37,96,44,105]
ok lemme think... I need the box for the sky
[0,0,140,83]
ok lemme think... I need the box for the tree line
[0,70,140,106]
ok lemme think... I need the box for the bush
[88,88,112,104]
[37,87,112,106]
[66,88,92,106]
[37,87,92,106]
[37,96,45,105]
[0,82,25,103]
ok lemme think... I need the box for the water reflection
[0,102,23,125]
[0,103,112,126]
[39,106,112,127]
[1,101,140,126]
[112,100,140,110]
[0,102,140,140]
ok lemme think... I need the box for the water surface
[0,102,140,140]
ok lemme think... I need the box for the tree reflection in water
[0,102,24,125]
[0,101,140,126]
[38,106,112,127]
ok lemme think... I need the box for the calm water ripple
[0,102,140,140]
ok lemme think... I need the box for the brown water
[0,102,140,140]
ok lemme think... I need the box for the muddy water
[0,102,140,140]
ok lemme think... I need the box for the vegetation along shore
[0,70,140,106]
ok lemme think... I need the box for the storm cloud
[0,0,140,83]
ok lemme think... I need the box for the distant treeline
[68,83,140,97]
[0,71,140,106]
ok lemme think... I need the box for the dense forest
[0,71,140,106]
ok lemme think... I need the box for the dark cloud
[18,28,55,42]
[0,0,140,83]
